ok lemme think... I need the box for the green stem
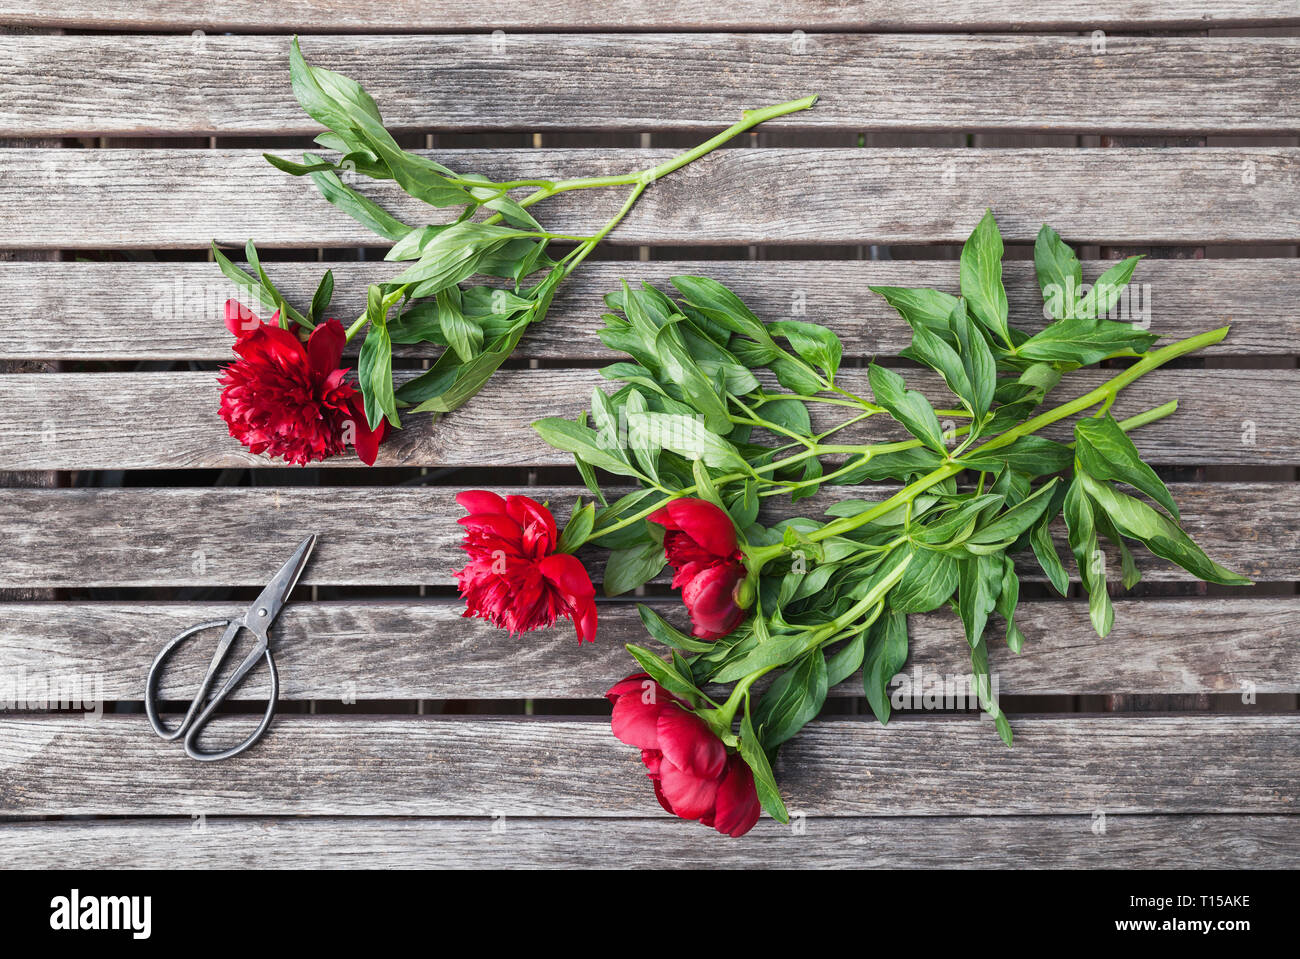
[756,392,859,410]
[974,328,1226,457]
[344,314,368,342]
[527,97,818,289]
[733,415,818,449]
[506,97,819,215]
[812,410,877,442]
[544,96,820,196]
[553,180,649,285]
[762,407,882,459]
[808,328,1227,543]
[810,462,960,543]
[585,384,1182,546]
[761,434,943,497]
[712,666,778,730]
[586,332,1200,549]
[829,384,881,412]
[808,593,881,644]
[729,391,823,450]
[1114,399,1178,432]
[341,96,817,345]
[584,444,830,544]
[447,176,557,192]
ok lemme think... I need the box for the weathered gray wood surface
[1,814,1294,869]
[1,598,1294,700]
[0,715,1295,816]
[0,29,61,614]
[0,10,1295,870]
[3,258,1296,360]
[0,367,1288,470]
[1,1,1295,32]
[4,148,1299,248]
[5,35,1300,136]
[0,482,1288,587]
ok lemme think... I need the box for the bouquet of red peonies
[456,213,1251,836]
[210,38,814,465]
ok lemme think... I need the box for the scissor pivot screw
[257,608,268,618]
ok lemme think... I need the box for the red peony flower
[218,300,385,466]
[454,490,597,643]
[648,498,747,639]
[606,673,760,837]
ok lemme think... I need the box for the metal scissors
[145,534,316,761]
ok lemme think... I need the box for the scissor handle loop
[184,649,278,762]
[144,619,279,760]
[144,619,234,741]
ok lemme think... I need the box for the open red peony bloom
[454,490,597,643]
[218,300,385,466]
[606,673,760,837]
[648,498,747,639]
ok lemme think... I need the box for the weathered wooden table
[0,4,1297,868]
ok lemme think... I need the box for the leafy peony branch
[525,211,1251,830]
[211,37,816,459]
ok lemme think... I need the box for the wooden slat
[3,147,1299,248]
[0,714,1295,816]
[0,1,1296,32]
[2,814,1295,869]
[0,482,1289,588]
[1101,125,1216,715]
[3,258,1297,361]
[0,25,62,610]
[0,367,1291,470]
[4,35,1299,136]
[2,598,1294,700]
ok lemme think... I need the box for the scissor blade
[242,534,317,630]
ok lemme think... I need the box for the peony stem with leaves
[216,36,819,436]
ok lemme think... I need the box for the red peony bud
[648,498,747,639]
[605,673,760,837]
